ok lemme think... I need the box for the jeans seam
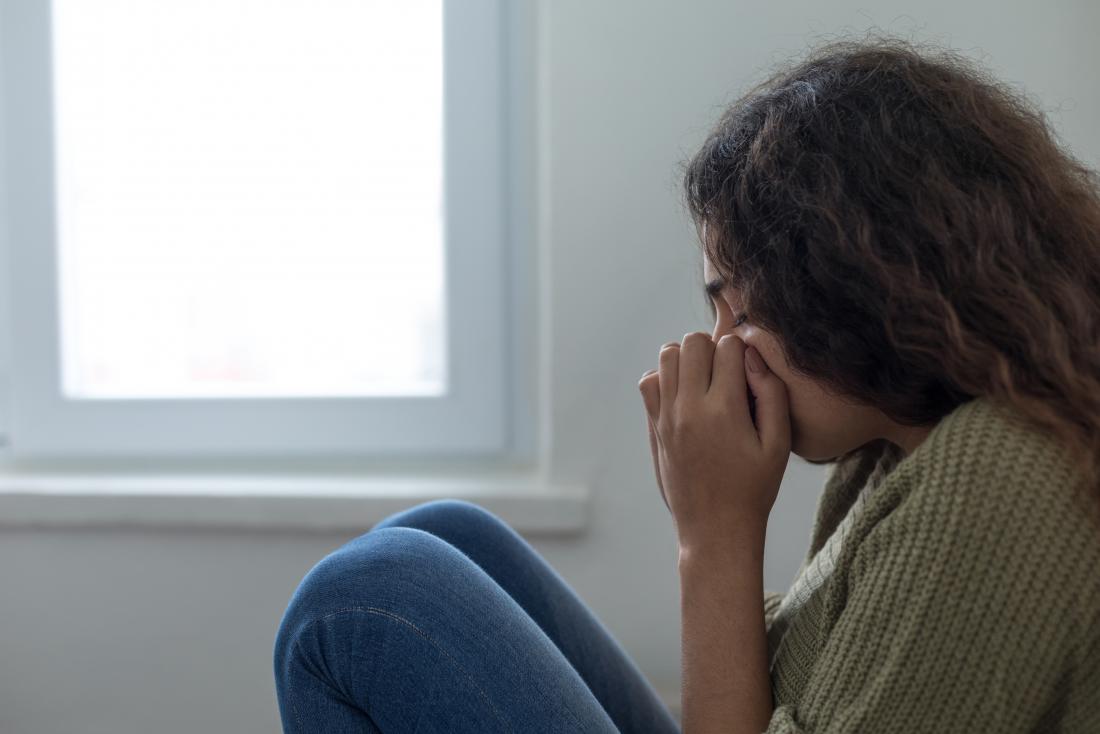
[291,606,512,733]
[287,640,310,732]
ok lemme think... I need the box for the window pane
[51,0,446,399]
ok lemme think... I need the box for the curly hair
[682,35,1100,529]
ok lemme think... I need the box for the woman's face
[702,256,927,460]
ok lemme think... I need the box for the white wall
[2,1,1098,732]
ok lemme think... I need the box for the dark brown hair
[683,35,1100,527]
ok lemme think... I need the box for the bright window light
[50,0,446,399]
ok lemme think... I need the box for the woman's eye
[732,313,747,328]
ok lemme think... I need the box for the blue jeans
[273,499,681,733]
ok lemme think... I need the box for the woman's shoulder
[779,397,1100,732]
[896,396,1098,543]
[860,397,1085,511]
[859,394,1100,631]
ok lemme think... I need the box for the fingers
[743,345,792,454]
[711,333,751,422]
[659,331,714,406]
[641,331,720,424]
[658,342,680,406]
[679,332,714,395]
[638,371,670,513]
[638,369,660,420]
[647,414,671,512]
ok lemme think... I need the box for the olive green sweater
[761,395,1100,733]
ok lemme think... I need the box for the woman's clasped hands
[637,332,792,554]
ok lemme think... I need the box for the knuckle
[717,333,744,348]
[667,406,692,432]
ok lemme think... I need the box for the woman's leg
[273,522,655,732]
[370,499,680,734]
[273,499,681,733]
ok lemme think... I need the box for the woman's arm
[679,524,773,734]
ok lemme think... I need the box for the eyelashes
[732,313,748,328]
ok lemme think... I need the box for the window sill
[0,471,590,534]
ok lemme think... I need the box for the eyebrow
[704,277,726,300]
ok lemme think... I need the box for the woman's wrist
[677,520,767,571]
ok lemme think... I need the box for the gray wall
[2,1,1098,732]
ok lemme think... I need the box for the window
[0,0,512,460]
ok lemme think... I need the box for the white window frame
[0,0,512,461]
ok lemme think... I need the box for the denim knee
[274,526,458,682]
[372,498,514,539]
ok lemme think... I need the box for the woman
[273,37,1100,732]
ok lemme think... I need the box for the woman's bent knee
[274,527,460,678]
[371,498,519,544]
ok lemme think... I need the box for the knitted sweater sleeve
[763,590,785,631]
[764,442,1100,733]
